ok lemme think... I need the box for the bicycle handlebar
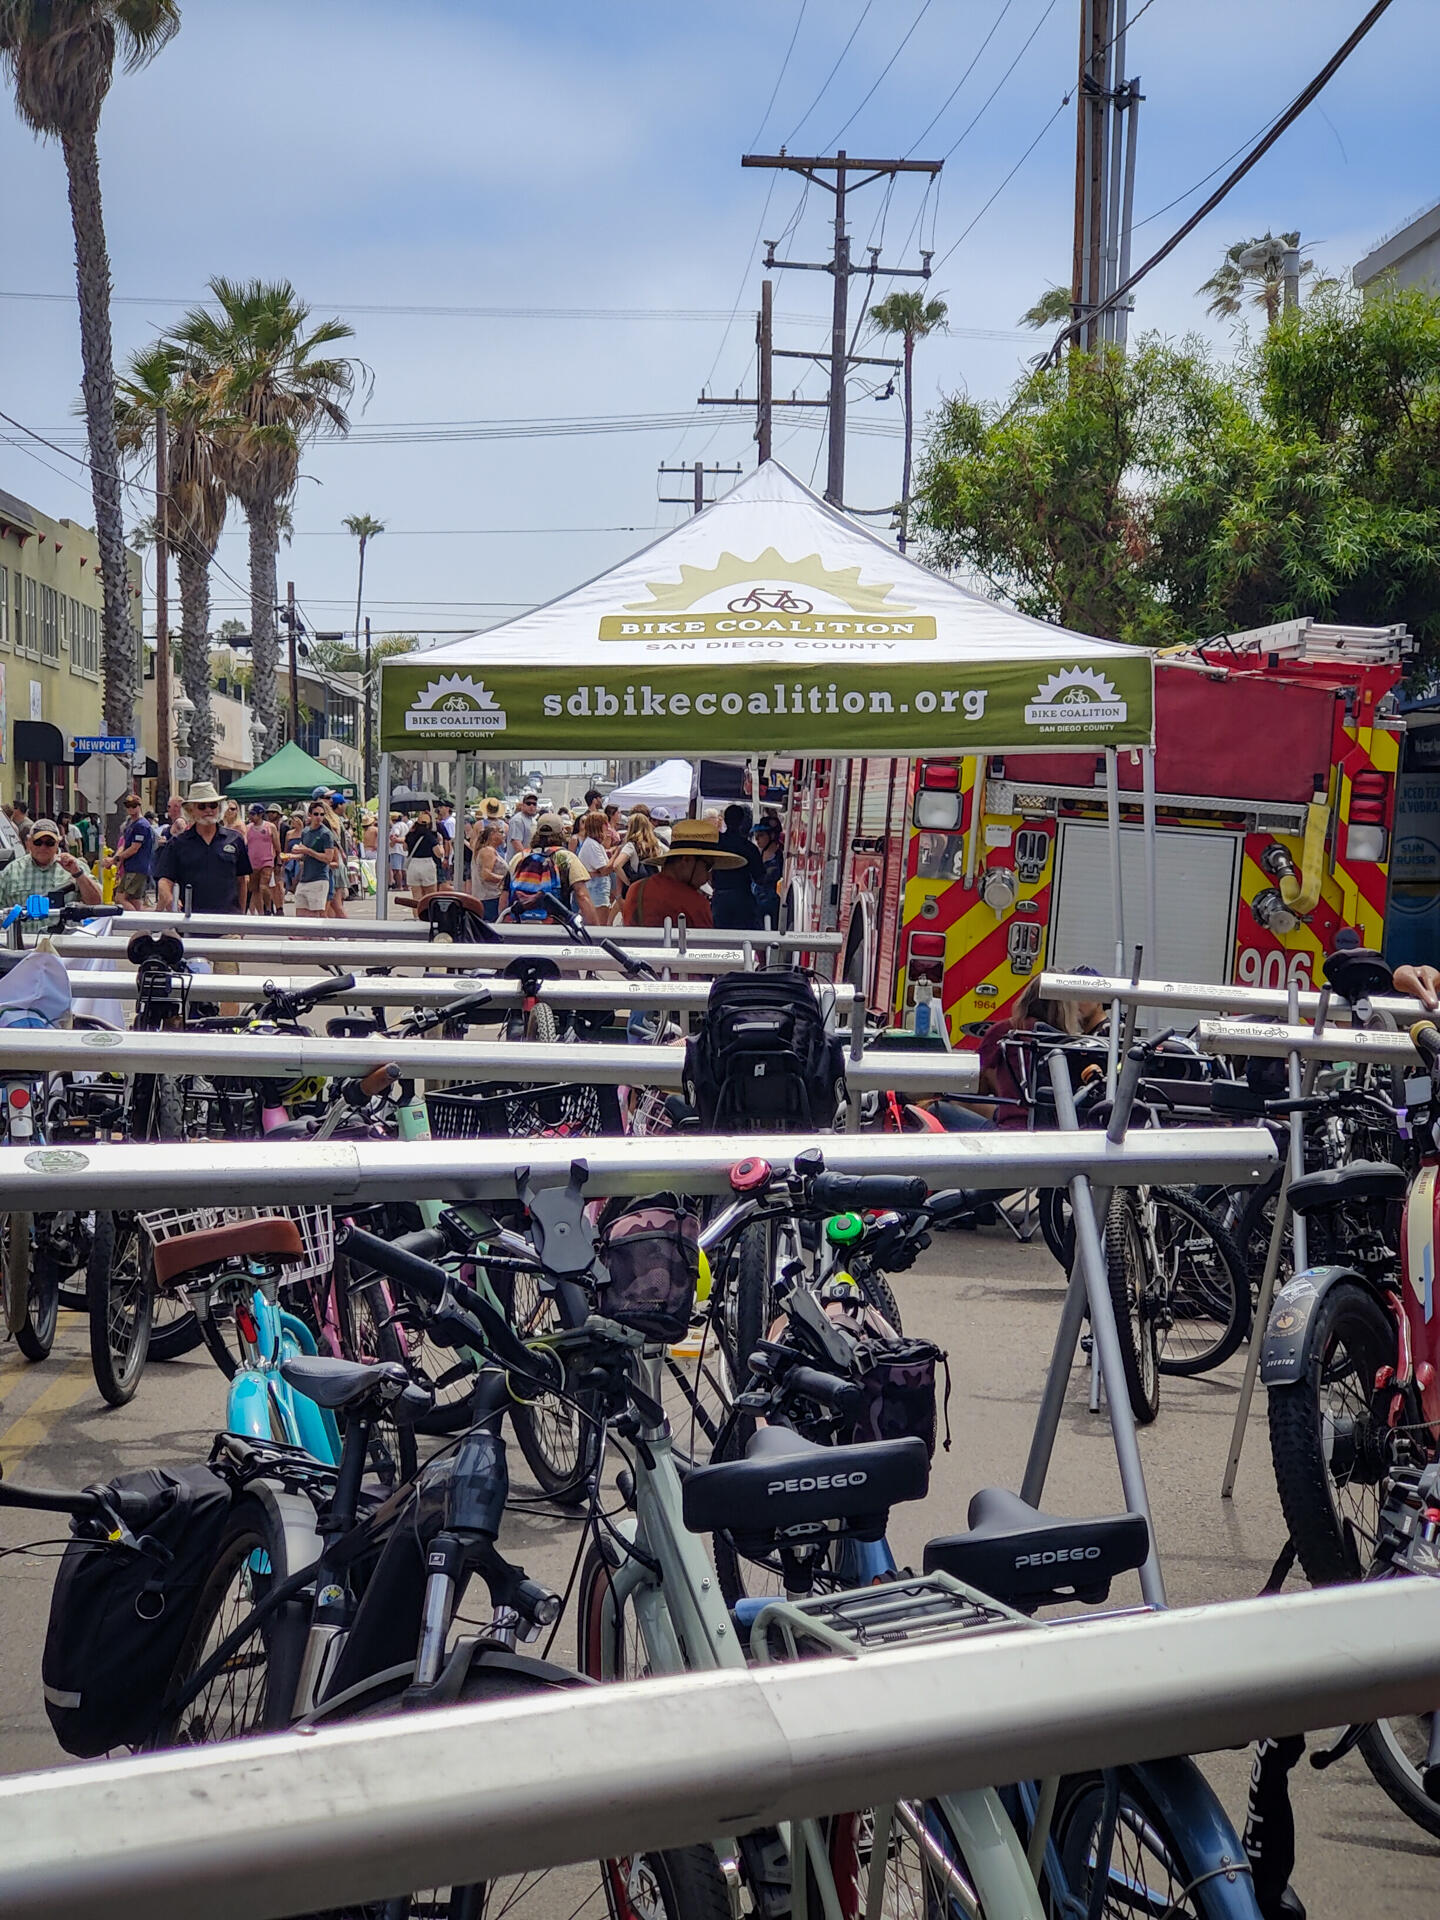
[339,1222,536,1377]
[403,989,493,1036]
[810,1170,927,1213]
[782,1364,865,1420]
[1411,1021,1440,1072]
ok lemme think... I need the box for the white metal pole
[1103,747,1125,1092]
[1141,745,1158,984]
[376,753,391,922]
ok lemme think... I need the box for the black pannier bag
[597,1195,699,1341]
[847,1336,949,1460]
[684,972,846,1132]
[42,1463,233,1757]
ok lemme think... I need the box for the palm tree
[172,278,359,749]
[868,292,948,552]
[1198,232,1314,328]
[343,513,384,794]
[0,0,181,734]
[115,343,226,780]
[1019,285,1074,329]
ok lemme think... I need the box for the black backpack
[41,1464,234,1757]
[684,972,845,1132]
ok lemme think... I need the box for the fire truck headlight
[1252,886,1301,936]
[1345,823,1387,864]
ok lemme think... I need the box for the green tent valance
[224,740,357,802]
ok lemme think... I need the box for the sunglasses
[30,836,58,849]
[124,799,141,808]
[192,801,220,812]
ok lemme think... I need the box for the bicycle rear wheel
[501,1269,601,1506]
[87,1211,154,1407]
[9,1220,59,1363]
[1105,1192,1160,1424]
[1051,1764,1258,1918]
[1147,1188,1249,1376]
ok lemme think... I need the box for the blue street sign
[73,735,137,757]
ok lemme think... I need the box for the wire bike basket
[136,1204,336,1289]
[426,1080,603,1141]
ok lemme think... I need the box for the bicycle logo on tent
[726,588,814,613]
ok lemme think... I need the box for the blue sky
[1,0,1435,646]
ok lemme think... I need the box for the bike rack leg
[1021,1257,1089,1506]
[1220,987,1327,1499]
[1049,1053,1167,1607]
[845,997,865,1134]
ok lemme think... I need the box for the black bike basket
[596,1196,699,1341]
[41,1464,234,1757]
[684,973,845,1132]
[847,1337,948,1461]
[427,1080,602,1141]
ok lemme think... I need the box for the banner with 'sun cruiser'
[379,463,1153,755]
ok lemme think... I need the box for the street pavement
[0,1223,1434,1916]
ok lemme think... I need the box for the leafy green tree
[115,342,227,779]
[171,279,361,749]
[914,285,1440,657]
[868,291,948,551]
[0,0,181,734]
[1019,285,1073,330]
[1198,231,1314,328]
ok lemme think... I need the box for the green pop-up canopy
[224,740,357,803]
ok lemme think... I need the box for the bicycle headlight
[695,1247,712,1304]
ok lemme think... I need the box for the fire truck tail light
[919,763,959,790]
[909,933,948,959]
[1348,769,1389,824]
[915,763,961,831]
[1345,823,1387,863]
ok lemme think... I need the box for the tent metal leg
[1104,748,1125,1094]
[376,754,391,921]
[1141,747,1158,999]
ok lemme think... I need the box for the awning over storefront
[15,720,66,764]
[379,462,1153,758]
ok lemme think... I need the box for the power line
[782,0,876,147]
[905,0,1020,155]
[213,525,668,538]
[1044,0,1397,360]
[823,0,936,148]
[931,98,1071,274]
[940,0,1063,162]
[749,0,810,145]
[0,290,832,325]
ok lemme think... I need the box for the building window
[39,585,59,664]
[22,576,37,659]
[0,565,7,649]
[68,598,98,677]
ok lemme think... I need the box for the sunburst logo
[1024,665,1127,730]
[405,673,507,734]
[625,548,914,615]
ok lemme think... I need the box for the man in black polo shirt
[155,782,252,913]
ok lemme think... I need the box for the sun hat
[657,818,747,869]
[184,781,223,806]
[483,797,503,817]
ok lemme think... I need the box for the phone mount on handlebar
[516,1159,596,1277]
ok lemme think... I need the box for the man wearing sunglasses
[0,817,102,909]
[154,781,252,913]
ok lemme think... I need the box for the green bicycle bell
[824,1211,866,1247]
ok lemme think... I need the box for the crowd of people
[389,786,786,933]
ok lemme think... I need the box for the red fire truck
[779,620,1409,1041]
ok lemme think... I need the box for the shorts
[116,870,150,902]
[406,857,437,889]
[294,878,330,912]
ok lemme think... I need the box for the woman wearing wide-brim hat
[618,817,745,930]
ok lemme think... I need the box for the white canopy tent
[376,464,1157,1014]
[605,759,694,816]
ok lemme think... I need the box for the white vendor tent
[379,462,1152,761]
[605,760,695,817]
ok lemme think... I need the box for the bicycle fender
[933,1789,1045,1920]
[1259,1267,1365,1388]
[227,1367,278,1441]
[247,1479,326,1592]
[1123,1756,1261,1917]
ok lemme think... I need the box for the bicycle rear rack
[750,1571,1031,1663]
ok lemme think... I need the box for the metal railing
[0,1126,1276,1209]
[0,1577,1432,1920]
[0,1028,980,1098]
[54,935,761,976]
[1040,968,1429,1026]
[1196,1019,1421,1063]
[112,910,843,952]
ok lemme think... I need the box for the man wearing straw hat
[618,817,746,931]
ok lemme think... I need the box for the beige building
[0,485,143,819]
[1354,199,1440,297]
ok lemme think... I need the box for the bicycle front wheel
[1147,1188,1249,1377]
[9,1219,59,1363]
[1051,1764,1260,1918]
[502,1269,601,1506]
[87,1211,154,1407]
[1105,1192,1160,1424]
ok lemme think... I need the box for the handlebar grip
[1411,1021,1440,1068]
[810,1171,928,1213]
[302,973,357,1005]
[339,1223,536,1375]
[924,1188,986,1224]
[436,990,493,1023]
[783,1365,864,1419]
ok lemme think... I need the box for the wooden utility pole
[657,463,742,514]
[287,579,300,745]
[758,278,774,462]
[153,405,171,809]
[741,151,940,507]
[1070,0,1141,351]
[363,615,374,799]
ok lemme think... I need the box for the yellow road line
[0,1360,93,1474]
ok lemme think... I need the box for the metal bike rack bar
[1020,1054,1165,1606]
[59,972,856,1016]
[1042,969,1429,1027]
[0,1126,1275,1210]
[1196,1019,1422,1063]
[0,1577,1434,1920]
[53,936,750,976]
[0,1029,978,1098]
[113,911,843,953]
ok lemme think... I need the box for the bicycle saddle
[279,1355,432,1424]
[1286,1160,1407,1216]
[151,1215,304,1289]
[682,1426,929,1545]
[1321,945,1392,1005]
[924,1487,1149,1612]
